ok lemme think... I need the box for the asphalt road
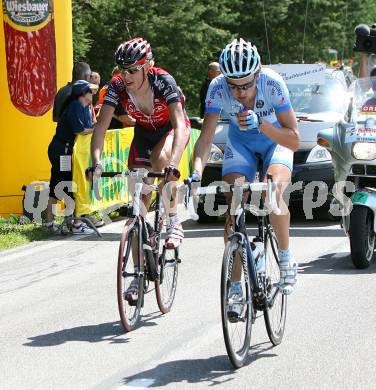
[1,213,376,390]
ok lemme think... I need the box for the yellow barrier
[72,128,201,216]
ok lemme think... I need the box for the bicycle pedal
[124,293,138,307]
[227,311,241,323]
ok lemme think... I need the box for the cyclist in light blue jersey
[192,39,300,308]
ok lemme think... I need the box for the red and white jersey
[103,67,189,130]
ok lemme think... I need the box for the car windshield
[289,78,348,115]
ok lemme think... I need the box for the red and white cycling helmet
[115,38,153,68]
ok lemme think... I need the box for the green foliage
[72,0,93,61]
[72,0,376,114]
[0,223,50,251]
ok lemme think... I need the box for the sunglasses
[121,63,146,76]
[227,73,259,91]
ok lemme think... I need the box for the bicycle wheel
[263,227,287,345]
[155,245,179,314]
[117,220,145,332]
[221,237,252,368]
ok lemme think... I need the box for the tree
[72,0,376,114]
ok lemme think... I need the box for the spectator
[95,66,136,129]
[358,53,376,105]
[53,62,92,122]
[364,67,376,105]
[199,62,221,118]
[90,71,101,87]
[359,53,376,78]
[90,71,101,103]
[46,80,97,234]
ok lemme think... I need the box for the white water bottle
[253,241,265,274]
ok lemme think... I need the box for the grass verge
[0,224,51,251]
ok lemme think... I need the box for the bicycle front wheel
[155,245,179,314]
[221,237,252,368]
[117,221,145,332]
[263,228,287,345]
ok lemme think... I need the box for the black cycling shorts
[128,122,174,168]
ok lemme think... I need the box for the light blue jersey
[205,67,294,180]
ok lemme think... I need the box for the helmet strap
[137,65,148,91]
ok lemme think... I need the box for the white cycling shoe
[279,257,298,295]
[165,218,184,249]
[227,281,245,322]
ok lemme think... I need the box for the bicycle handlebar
[186,178,281,216]
[100,171,165,178]
[95,171,281,219]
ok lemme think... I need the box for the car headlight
[207,144,223,165]
[352,142,376,160]
[306,145,332,163]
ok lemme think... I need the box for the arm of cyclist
[113,102,136,127]
[90,104,115,166]
[116,114,136,127]
[256,110,300,152]
[236,80,300,151]
[192,112,219,176]
[167,101,189,169]
[359,52,369,78]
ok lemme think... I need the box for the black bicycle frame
[233,196,265,298]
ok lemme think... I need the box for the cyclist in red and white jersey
[90,38,190,248]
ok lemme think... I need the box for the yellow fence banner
[72,128,200,216]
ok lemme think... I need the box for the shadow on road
[121,342,277,387]
[122,355,234,387]
[23,312,161,347]
[248,342,278,363]
[24,321,127,347]
[299,252,376,275]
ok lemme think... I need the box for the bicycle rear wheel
[155,245,179,314]
[221,237,252,368]
[117,220,145,332]
[263,227,287,345]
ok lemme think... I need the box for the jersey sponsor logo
[256,99,264,108]
[209,83,223,99]
[163,84,173,96]
[107,89,118,98]
[154,101,167,113]
[154,79,166,91]
[126,102,136,113]
[267,80,283,96]
[166,92,178,100]
[258,107,275,117]
[224,145,234,160]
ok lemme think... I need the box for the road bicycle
[192,174,287,368]
[100,170,191,332]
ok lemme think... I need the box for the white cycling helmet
[219,38,261,79]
